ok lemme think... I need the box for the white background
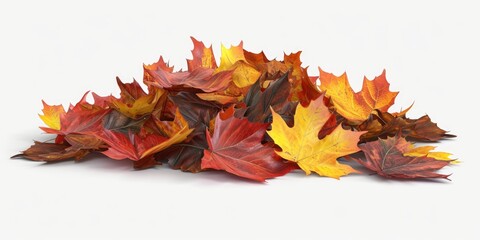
[1,0,478,239]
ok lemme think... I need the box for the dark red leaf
[353,136,451,180]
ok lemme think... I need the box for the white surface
[0,0,478,239]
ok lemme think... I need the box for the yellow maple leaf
[319,68,398,124]
[267,95,364,179]
[215,42,260,88]
[216,42,245,71]
[39,100,65,130]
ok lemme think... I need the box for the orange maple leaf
[319,68,398,124]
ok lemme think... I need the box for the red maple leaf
[201,107,296,182]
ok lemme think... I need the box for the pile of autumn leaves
[15,38,456,182]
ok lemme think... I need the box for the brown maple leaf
[352,136,451,180]
[356,110,455,142]
[12,133,106,162]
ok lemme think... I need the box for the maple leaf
[215,42,261,88]
[243,50,291,83]
[267,95,364,179]
[216,42,246,71]
[117,77,149,101]
[143,56,173,83]
[141,38,233,93]
[19,93,111,162]
[356,110,455,142]
[38,92,110,143]
[201,107,296,181]
[12,134,105,162]
[93,129,164,160]
[319,68,398,123]
[12,141,92,162]
[144,61,233,93]
[353,136,451,179]
[405,115,455,141]
[39,101,65,131]
[244,50,288,82]
[187,37,217,71]
[110,78,165,119]
[243,49,269,68]
[58,94,110,135]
